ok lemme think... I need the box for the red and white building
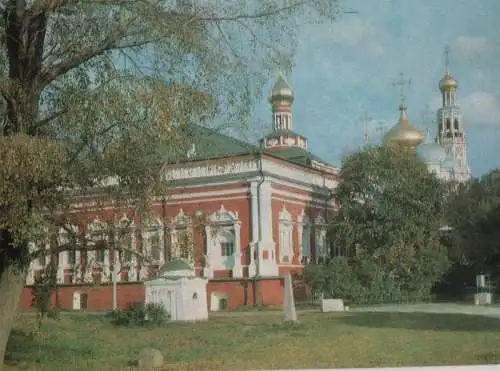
[18,75,339,312]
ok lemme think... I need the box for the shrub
[109,302,169,327]
[304,252,447,306]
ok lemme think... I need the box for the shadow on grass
[5,325,99,368]
[4,329,32,365]
[337,312,500,332]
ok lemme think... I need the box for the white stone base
[474,292,492,305]
[321,298,345,312]
[203,267,213,279]
[258,261,279,276]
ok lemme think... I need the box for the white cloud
[461,91,500,125]
[428,96,441,112]
[325,18,385,57]
[427,91,500,125]
[452,36,496,61]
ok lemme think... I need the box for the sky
[251,0,500,178]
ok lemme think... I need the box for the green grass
[5,310,500,370]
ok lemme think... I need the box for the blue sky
[251,0,500,177]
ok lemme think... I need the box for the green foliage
[108,302,169,327]
[334,146,445,251]
[438,169,500,298]
[0,0,342,366]
[304,255,444,305]
[31,263,59,330]
[446,169,500,270]
[314,146,450,303]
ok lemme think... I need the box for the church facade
[18,76,340,312]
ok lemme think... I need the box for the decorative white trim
[206,205,243,277]
[165,159,259,181]
[166,187,248,200]
[165,195,248,205]
[170,210,194,263]
[314,215,327,263]
[272,188,334,206]
[163,157,338,192]
[272,196,335,209]
[297,210,311,264]
[279,206,293,264]
[142,217,164,266]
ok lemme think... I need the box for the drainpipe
[253,154,265,306]
[112,223,118,310]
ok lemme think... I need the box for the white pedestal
[475,292,492,305]
[321,298,345,312]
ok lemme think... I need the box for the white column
[26,262,35,285]
[84,251,94,283]
[257,180,278,276]
[297,224,303,264]
[56,252,65,284]
[259,181,273,244]
[250,181,260,242]
[203,225,214,279]
[139,265,148,280]
[248,181,259,277]
[114,250,121,282]
[102,250,110,283]
[232,222,243,278]
[73,251,81,284]
[128,264,137,282]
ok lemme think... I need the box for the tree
[0,0,342,366]
[328,146,449,301]
[442,169,500,295]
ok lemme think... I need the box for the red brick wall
[19,283,145,311]
[18,278,285,311]
[207,278,284,310]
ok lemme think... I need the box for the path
[350,302,500,318]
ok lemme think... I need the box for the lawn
[4,310,500,370]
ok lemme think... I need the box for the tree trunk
[0,263,27,371]
[0,230,29,371]
[1,6,48,370]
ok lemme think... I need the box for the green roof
[272,75,292,92]
[158,258,192,274]
[263,129,306,140]
[267,147,331,167]
[160,124,259,164]
[159,124,335,170]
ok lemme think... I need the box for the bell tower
[261,74,308,150]
[436,46,471,183]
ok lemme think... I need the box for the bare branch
[197,1,308,22]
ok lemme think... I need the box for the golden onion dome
[439,72,458,91]
[268,74,294,104]
[383,104,424,148]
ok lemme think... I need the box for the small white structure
[321,298,345,312]
[144,258,208,321]
[474,292,493,306]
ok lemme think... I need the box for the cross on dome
[392,72,411,105]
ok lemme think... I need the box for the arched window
[206,205,241,276]
[214,227,235,269]
[279,207,293,264]
[171,209,193,262]
[86,219,108,265]
[142,218,163,264]
[314,216,327,264]
[298,211,311,264]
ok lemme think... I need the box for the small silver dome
[417,130,447,164]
